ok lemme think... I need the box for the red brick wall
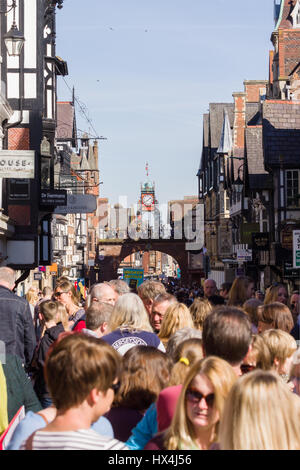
[244,82,267,103]
[232,93,246,150]
[8,128,30,150]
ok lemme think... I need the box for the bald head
[203,279,217,298]
[0,267,16,290]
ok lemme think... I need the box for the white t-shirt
[20,428,128,450]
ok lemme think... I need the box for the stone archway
[96,238,190,283]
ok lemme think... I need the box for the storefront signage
[281,226,293,250]
[123,268,144,289]
[293,230,300,269]
[0,150,35,178]
[252,233,270,251]
[54,194,97,214]
[40,190,67,207]
[237,249,252,263]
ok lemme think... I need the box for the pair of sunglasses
[54,291,69,297]
[110,381,121,394]
[241,363,255,374]
[186,389,215,407]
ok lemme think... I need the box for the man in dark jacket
[0,267,36,370]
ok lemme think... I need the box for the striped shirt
[20,428,128,450]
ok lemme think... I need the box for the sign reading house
[0,150,35,178]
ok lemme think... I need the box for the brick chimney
[232,92,246,154]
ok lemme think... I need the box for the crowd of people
[0,265,300,450]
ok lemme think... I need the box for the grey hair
[108,279,130,295]
[0,267,16,289]
[166,327,202,361]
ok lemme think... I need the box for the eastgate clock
[142,194,154,206]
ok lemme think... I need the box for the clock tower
[137,163,160,237]
[139,163,157,212]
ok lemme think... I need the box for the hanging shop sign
[252,233,270,251]
[293,230,300,269]
[54,194,97,214]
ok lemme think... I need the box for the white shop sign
[0,150,35,178]
[237,249,252,263]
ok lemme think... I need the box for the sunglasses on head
[186,388,215,407]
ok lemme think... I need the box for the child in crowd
[33,300,65,408]
[22,333,127,450]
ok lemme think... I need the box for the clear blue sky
[56,0,275,207]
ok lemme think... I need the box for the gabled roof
[274,0,294,30]
[209,103,234,150]
[262,100,300,167]
[217,109,233,154]
[245,127,267,176]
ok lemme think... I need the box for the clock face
[142,194,154,206]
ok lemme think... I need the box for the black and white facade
[0,0,66,272]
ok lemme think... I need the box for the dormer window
[291,0,300,28]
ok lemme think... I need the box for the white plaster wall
[7,73,19,98]
[24,0,37,69]
[24,73,36,98]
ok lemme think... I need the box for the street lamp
[2,1,25,56]
[233,174,243,194]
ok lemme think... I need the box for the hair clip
[179,357,190,366]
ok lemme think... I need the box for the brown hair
[39,300,58,322]
[45,333,121,410]
[169,338,204,386]
[86,303,113,331]
[243,298,263,327]
[202,306,252,366]
[227,277,254,307]
[113,346,172,411]
[137,280,166,302]
[258,302,294,333]
[189,298,212,330]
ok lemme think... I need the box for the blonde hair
[169,338,204,386]
[165,356,237,450]
[108,293,153,333]
[246,334,272,371]
[264,284,287,305]
[26,287,39,305]
[158,303,194,346]
[227,277,254,307]
[219,370,300,450]
[55,301,69,331]
[261,329,297,370]
[55,279,80,306]
[189,298,212,331]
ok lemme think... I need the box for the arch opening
[118,250,180,281]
